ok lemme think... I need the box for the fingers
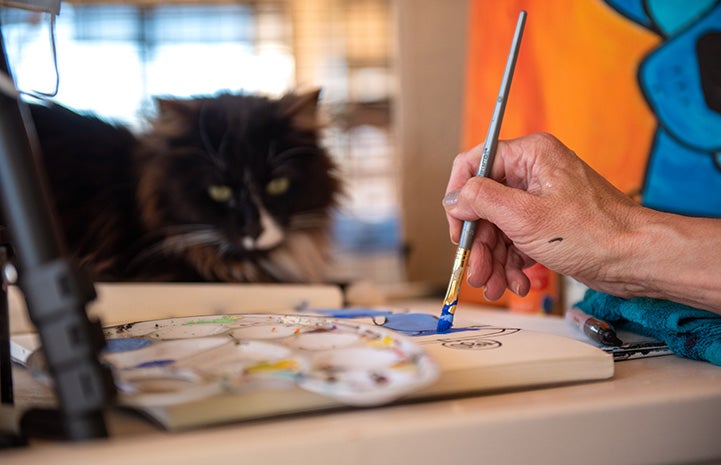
[462,223,533,300]
[443,146,484,244]
[443,191,463,244]
[505,247,532,296]
[465,236,506,300]
[445,145,485,196]
[465,221,497,287]
[447,133,563,198]
[443,138,521,243]
[442,133,565,298]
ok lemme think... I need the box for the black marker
[566,307,624,346]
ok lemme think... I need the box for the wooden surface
[4,304,721,465]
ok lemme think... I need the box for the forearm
[605,207,721,314]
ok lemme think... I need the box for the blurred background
[5,0,701,312]
[2,0,415,291]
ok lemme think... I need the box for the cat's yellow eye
[266,177,290,196]
[208,184,233,203]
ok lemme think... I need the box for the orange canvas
[462,0,659,194]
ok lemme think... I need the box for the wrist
[606,207,721,312]
[610,207,672,297]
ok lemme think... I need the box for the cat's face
[135,90,341,283]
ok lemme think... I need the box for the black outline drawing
[418,325,521,351]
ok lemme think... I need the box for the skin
[442,132,721,315]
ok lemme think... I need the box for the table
[3,305,721,465]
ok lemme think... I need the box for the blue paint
[104,338,152,353]
[314,308,393,318]
[436,300,457,333]
[629,1,721,218]
[382,313,439,335]
[133,359,174,369]
[383,312,469,336]
[317,306,473,336]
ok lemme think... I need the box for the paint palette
[102,314,439,408]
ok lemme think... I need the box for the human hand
[442,132,641,300]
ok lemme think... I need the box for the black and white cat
[27,90,342,283]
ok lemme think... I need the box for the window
[2,3,293,127]
[1,0,404,285]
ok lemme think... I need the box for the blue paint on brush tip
[437,300,458,333]
[436,314,454,332]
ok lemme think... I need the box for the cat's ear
[152,97,201,135]
[281,89,322,130]
[154,97,201,120]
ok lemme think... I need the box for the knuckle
[452,150,472,170]
[530,132,558,145]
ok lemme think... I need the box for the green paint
[182,315,237,325]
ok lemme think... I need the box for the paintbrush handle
[439,11,527,331]
[443,247,470,303]
[458,221,478,250]
[459,10,526,251]
[477,10,526,178]
[438,246,471,330]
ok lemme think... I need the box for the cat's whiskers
[128,225,224,266]
[162,230,226,254]
[126,220,329,283]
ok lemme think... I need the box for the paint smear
[231,324,304,340]
[134,359,174,369]
[104,338,152,353]
[314,308,394,318]
[105,337,228,369]
[183,315,237,325]
[99,313,439,409]
[245,359,301,374]
[382,313,471,336]
[441,300,457,315]
[314,308,474,337]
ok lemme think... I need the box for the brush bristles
[436,315,453,332]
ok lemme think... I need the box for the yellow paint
[366,335,396,349]
[245,359,300,374]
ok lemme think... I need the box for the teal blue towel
[576,289,721,366]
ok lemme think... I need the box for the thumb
[443,176,528,227]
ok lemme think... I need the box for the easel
[0,8,116,443]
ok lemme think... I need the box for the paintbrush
[437,10,527,332]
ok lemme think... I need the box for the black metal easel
[0,23,116,442]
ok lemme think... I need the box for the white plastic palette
[102,314,439,408]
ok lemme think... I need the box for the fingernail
[443,189,460,206]
[482,286,495,301]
